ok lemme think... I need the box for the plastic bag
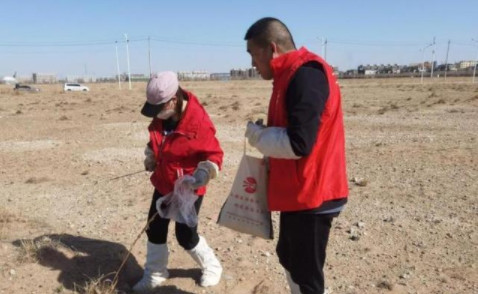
[156,175,199,227]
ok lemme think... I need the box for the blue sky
[1,0,477,77]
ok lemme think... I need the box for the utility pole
[444,40,450,80]
[115,41,122,90]
[420,42,433,84]
[430,37,436,78]
[316,37,327,60]
[148,36,152,77]
[124,34,132,90]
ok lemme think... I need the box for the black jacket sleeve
[285,62,329,156]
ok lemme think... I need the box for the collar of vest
[270,47,311,81]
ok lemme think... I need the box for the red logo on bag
[243,177,257,193]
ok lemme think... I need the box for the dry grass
[17,235,126,293]
[77,275,120,294]
[17,236,66,264]
[75,213,160,294]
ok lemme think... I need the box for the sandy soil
[0,78,476,294]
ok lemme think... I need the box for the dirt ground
[0,77,476,294]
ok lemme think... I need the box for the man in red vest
[244,17,349,294]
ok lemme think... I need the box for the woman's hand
[144,146,156,172]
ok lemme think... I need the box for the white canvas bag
[217,148,273,239]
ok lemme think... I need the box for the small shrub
[17,237,65,264]
[79,276,118,294]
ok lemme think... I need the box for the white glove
[245,121,265,146]
[246,126,301,159]
[144,146,156,172]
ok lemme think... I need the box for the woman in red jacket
[133,71,224,292]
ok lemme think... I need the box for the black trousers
[146,189,203,250]
[276,212,338,294]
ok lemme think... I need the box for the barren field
[0,77,477,294]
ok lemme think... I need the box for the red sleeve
[200,125,224,170]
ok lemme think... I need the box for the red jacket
[148,91,223,196]
[267,47,348,211]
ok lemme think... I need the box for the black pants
[276,212,338,294]
[146,190,203,250]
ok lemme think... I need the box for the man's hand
[245,121,265,146]
[144,146,156,172]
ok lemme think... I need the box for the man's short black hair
[244,17,296,50]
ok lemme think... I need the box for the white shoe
[187,236,222,287]
[133,242,169,292]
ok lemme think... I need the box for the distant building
[130,73,149,81]
[458,60,477,69]
[15,76,33,83]
[177,71,209,81]
[66,76,97,83]
[32,73,57,84]
[230,67,259,79]
[210,73,230,80]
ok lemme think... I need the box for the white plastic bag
[217,154,273,239]
[156,175,199,227]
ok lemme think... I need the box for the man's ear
[271,42,280,58]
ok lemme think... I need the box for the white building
[458,60,477,69]
[33,73,57,84]
[66,75,97,83]
[177,71,209,81]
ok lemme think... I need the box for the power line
[0,40,115,47]
[327,38,421,47]
[0,36,475,49]
[0,38,147,47]
[0,48,113,54]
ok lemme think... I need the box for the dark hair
[175,86,187,117]
[244,17,296,50]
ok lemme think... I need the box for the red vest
[148,92,223,196]
[267,47,348,211]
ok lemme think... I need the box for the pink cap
[141,71,179,117]
[146,71,179,105]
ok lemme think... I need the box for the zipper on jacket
[153,130,167,186]
[154,130,187,185]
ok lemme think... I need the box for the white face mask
[156,109,175,120]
